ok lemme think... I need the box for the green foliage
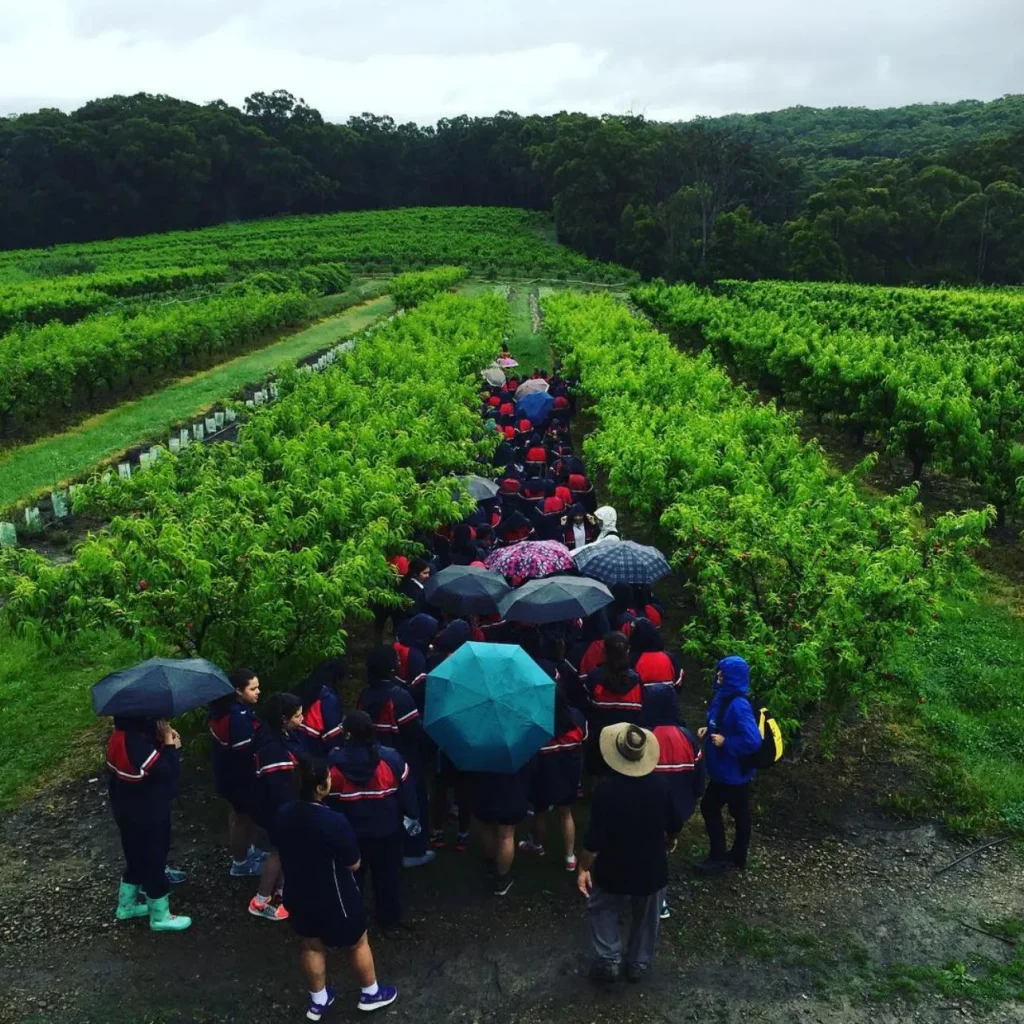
[635,279,1024,519]
[389,266,467,309]
[0,293,506,670]
[543,291,989,722]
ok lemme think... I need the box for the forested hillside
[2,91,1022,285]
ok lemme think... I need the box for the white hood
[593,506,620,543]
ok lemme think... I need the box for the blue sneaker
[230,854,263,878]
[248,845,270,862]
[401,851,436,869]
[164,867,187,885]
[358,985,398,1012]
[306,985,336,1021]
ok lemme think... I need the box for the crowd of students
[103,357,764,1018]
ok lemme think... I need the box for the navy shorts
[289,909,368,950]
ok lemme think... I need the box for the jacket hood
[643,683,679,726]
[366,645,400,682]
[580,608,611,643]
[629,617,664,654]
[297,656,347,704]
[331,743,381,785]
[594,506,617,531]
[436,619,472,654]
[717,656,751,696]
[397,613,440,651]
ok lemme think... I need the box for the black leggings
[701,781,752,867]
[115,809,170,899]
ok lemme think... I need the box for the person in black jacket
[397,558,432,621]
[358,647,434,868]
[249,692,303,923]
[106,716,191,931]
[578,723,682,985]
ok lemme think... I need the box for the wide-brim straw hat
[599,722,660,778]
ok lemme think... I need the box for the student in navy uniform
[276,756,399,1019]
[249,692,303,922]
[295,657,347,756]
[208,667,269,878]
[518,686,587,871]
[467,757,535,897]
[585,631,645,737]
[561,610,610,709]
[393,612,439,706]
[643,684,705,919]
[107,716,191,931]
[628,619,685,690]
[358,646,434,868]
[327,712,420,931]
[397,558,432,621]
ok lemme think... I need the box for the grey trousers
[586,885,666,966]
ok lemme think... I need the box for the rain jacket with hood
[326,742,418,839]
[591,506,621,544]
[358,649,426,773]
[393,613,439,694]
[704,656,763,786]
[425,619,472,673]
[629,618,685,689]
[294,657,346,755]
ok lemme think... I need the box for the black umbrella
[92,657,233,718]
[454,474,500,501]
[425,564,512,616]
[573,540,672,585]
[498,576,613,625]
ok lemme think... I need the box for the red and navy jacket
[526,445,548,464]
[107,719,180,818]
[532,709,588,809]
[327,744,418,839]
[652,724,705,823]
[251,732,299,831]
[585,667,646,732]
[357,679,426,771]
[208,700,259,801]
[296,685,344,755]
[562,519,597,550]
[631,650,685,690]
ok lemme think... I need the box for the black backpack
[716,695,784,771]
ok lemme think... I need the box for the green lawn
[0,294,394,509]
[0,623,155,808]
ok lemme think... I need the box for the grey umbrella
[92,657,233,718]
[498,576,614,625]
[454,474,500,501]
[425,564,511,616]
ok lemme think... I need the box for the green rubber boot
[115,881,149,921]
[146,894,192,932]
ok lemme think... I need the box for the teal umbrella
[424,642,554,772]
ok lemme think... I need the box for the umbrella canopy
[498,575,613,624]
[516,390,555,425]
[485,540,575,585]
[92,657,233,718]
[425,564,511,616]
[496,356,519,368]
[454,474,500,501]
[515,378,550,399]
[424,642,554,772]
[482,366,506,387]
[573,540,672,585]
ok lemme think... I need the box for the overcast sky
[1,0,1020,124]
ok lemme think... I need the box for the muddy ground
[1,661,1022,1024]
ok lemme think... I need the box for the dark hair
[366,645,399,682]
[296,753,329,802]
[601,631,633,694]
[261,692,302,736]
[296,657,347,705]
[343,711,379,765]
[406,557,430,579]
[229,667,257,691]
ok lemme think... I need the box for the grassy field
[0,293,393,509]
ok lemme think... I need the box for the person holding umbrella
[276,756,399,1018]
[106,715,191,931]
[249,692,304,922]
[208,667,269,878]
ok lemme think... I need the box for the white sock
[310,988,328,1007]
[361,981,379,997]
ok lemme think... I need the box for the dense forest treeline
[2,91,1023,285]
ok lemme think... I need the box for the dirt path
[1,728,1021,1024]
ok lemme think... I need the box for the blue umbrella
[92,657,233,718]
[516,391,555,426]
[424,642,554,772]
